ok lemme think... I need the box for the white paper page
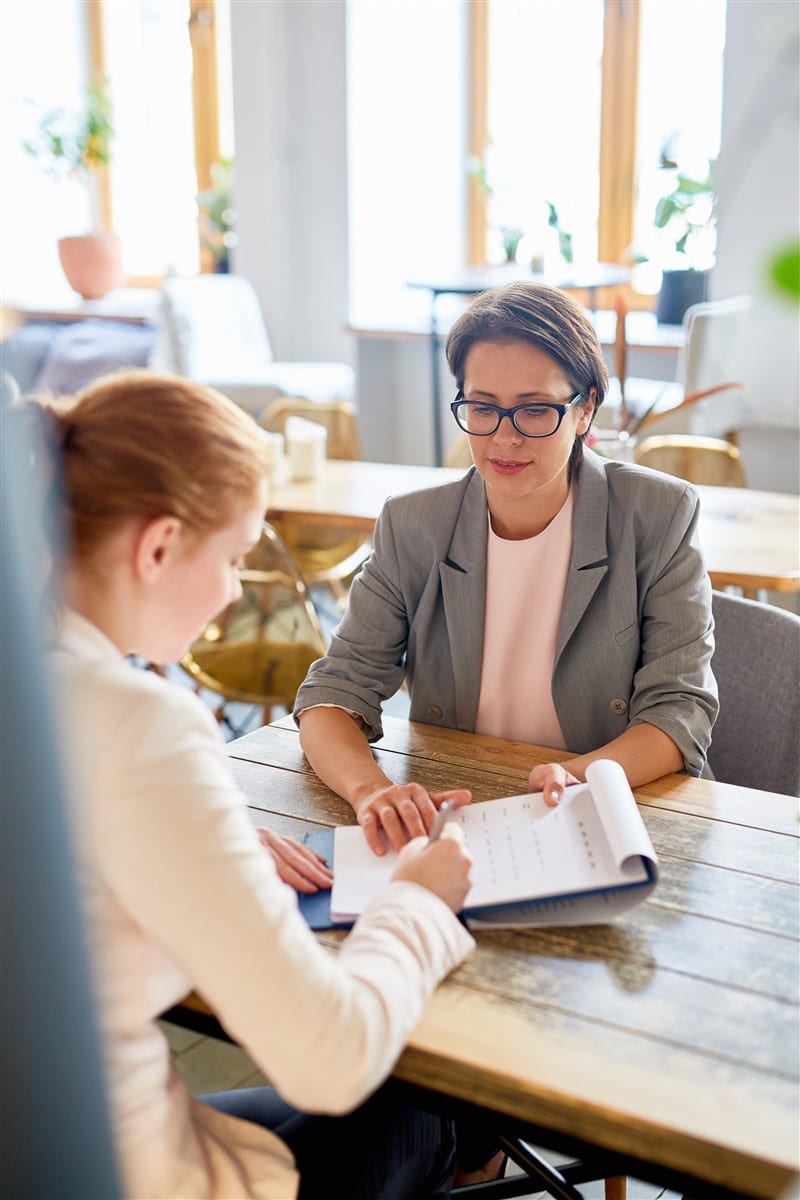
[330,829,395,920]
[331,760,654,921]
[584,758,658,879]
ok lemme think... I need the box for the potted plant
[197,158,238,273]
[651,146,717,324]
[24,78,121,299]
[467,151,573,270]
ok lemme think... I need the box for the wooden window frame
[468,0,653,310]
[86,0,222,284]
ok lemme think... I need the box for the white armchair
[149,273,355,418]
[615,294,753,440]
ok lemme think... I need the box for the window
[630,0,725,293]
[475,0,726,305]
[102,0,234,281]
[104,1,200,279]
[480,0,604,272]
[1,0,230,299]
[346,0,468,326]
[347,0,726,320]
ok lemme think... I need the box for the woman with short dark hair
[296,281,717,844]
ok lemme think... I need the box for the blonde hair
[33,370,269,561]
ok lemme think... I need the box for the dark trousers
[201,1078,457,1200]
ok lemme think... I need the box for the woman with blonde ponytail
[37,369,474,1200]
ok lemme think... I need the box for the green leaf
[675,174,712,196]
[768,243,800,302]
[654,196,677,228]
[24,78,114,176]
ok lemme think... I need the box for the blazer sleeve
[92,684,474,1115]
[293,502,413,741]
[627,483,718,774]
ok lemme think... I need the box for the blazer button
[426,705,443,720]
[610,698,628,716]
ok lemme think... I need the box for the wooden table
[267,459,800,594]
[203,716,799,1200]
[692,485,800,594]
[267,459,467,530]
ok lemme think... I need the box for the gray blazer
[295,448,718,776]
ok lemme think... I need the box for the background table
[692,484,800,593]
[188,716,800,1200]
[267,460,800,595]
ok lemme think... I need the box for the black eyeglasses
[451,391,585,439]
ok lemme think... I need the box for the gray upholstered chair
[709,591,800,796]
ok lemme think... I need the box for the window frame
[87,0,222,285]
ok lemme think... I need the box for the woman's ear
[578,388,597,434]
[134,516,184,583]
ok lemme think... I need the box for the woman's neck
[63,565,137,656]
[487,473,571,540]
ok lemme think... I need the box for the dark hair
[445,282,609,478]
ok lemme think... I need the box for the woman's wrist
[348,771,395,814]
[559,756,588,782]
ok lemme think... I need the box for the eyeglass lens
[454,401,563,437]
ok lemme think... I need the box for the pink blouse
[475,490,575,749]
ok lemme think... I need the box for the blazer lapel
[556,450,610,660]
[439,471,488,729]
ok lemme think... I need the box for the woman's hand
[391,823,474,914]
[256,826,334,894]
[528,762,581,807]
[355,783,472,856]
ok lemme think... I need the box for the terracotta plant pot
[57,232,123,300]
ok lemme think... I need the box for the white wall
[230,0,352,368]
[713,0,799,491]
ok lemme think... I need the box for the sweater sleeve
[92,685,474,1114]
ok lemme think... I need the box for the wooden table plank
[648,856,799,938]
[395,984,798,1200]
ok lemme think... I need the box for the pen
[428,798,458,843]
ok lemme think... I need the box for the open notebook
[298,759,658,930]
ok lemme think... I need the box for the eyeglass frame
[450,390,587,439]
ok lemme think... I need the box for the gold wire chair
[634,434,747,488]
[444,432,474,469]
[180,521,326,732]
[259,397,372,599]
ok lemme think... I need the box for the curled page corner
[585,759,659,883]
